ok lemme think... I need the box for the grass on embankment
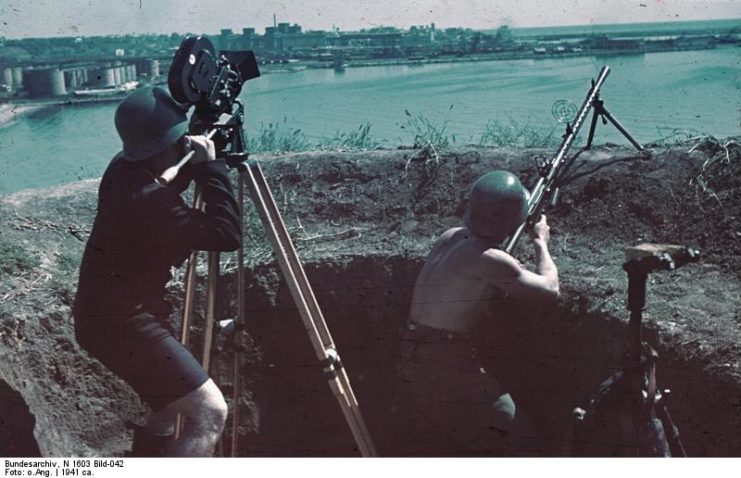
[245,113,563,153]
[245,112,726,155]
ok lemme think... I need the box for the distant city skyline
[1,0,739,39]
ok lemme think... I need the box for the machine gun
[503,65,646,254]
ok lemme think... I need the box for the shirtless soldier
[399,170,559,455]
[73,87,241,456]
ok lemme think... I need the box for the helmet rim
[464,171,529,242]
[114,86,189,162]
[121,120,188,162]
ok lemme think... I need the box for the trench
[0,379,42,457]
[206,254,740,457]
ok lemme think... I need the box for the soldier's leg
[160,379,228,457]
[92,313,223,456]
[490,392,517,433]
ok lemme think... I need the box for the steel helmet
[464,170,530,242]
[114,86,188,161]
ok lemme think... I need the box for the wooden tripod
[174,105,377,457]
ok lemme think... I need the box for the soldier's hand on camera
[531,214,550,244]
[185,135,216,165]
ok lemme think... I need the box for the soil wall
[232,253,740,457]
[0,141,738,456]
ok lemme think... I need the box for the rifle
[504,65,630,254]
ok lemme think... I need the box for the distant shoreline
[0,103,45,127]
[1,42,736,128]
[296,42,738,71]
[0,95,124,128]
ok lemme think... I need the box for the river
[0,48,738,195]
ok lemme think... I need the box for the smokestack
[273,14,277,28]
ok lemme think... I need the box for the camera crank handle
[156,129,218,186]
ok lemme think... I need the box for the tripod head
[623,244,700,311]
[624,244,700,275]
[622,244,700,359]
[157,36,260,184]
[168,36,260,124]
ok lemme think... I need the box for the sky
[0,0,739,38]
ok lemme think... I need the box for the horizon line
[1,16,739,41]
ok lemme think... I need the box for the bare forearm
[533,239,560,296]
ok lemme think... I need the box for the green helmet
[114,86,188,161]
[464,171,530,242]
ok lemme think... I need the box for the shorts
[398,322,516,455]
[75,309,209,412]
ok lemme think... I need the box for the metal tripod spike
[238,158,378,457]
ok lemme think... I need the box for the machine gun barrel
[504,66,611,254]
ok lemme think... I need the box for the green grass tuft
[246,118,312,153]
[479,116,559,148]
[243,111,598,153]
[399,111,455,149]
[0,239,40,276]
[319,122,380,150]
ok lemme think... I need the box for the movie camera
[164,36,377,457]
[168,36,260,120]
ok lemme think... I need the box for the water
[0,48,738,195]
[508,18,741,38]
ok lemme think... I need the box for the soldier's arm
[481,248,559,302]
[530,214,559,299]
[175,160,242,252]
[131,136,241,254]
[481,215,559,302]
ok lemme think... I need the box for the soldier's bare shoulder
[438,227,465,242]
[480,248,522,278]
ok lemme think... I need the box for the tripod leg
[657,393,687,457]
[203,250,222,456]
[228,169,247,457]
[599,107,647,153]
[241,160,378,457]
[566,407,586,456]
[586,108,600,150]
[201,251,219,372]
[568,370,643,456]
[180,190,205,349]
[175,189,204,439]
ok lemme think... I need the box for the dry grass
[687,137,739,209]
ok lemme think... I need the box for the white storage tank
[1,67,13,90]
[24,68,67,97]
[12,67,24,90]
[88,67,116,87]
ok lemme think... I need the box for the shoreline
[263,42,737,72]
[1,43,734,128]
[0,95,125,128]
[0,103,45,127]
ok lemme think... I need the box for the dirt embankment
[0,139,739,456]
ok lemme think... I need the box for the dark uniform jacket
[73,154,241,342]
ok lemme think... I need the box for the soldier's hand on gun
[531,214,550,244]
[184,135,216,165]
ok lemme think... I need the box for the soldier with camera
[398,171,560,455]
[73,86,241,457]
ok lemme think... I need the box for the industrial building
[0,58,162,98]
